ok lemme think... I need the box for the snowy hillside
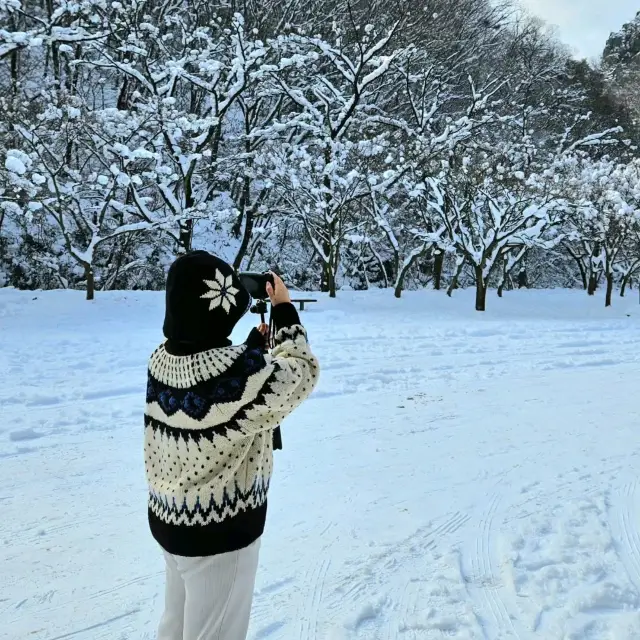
[2,287,640,640]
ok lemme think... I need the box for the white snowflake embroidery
[201,270,240,313]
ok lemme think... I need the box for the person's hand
[266,272,291,306]
[245,324,269,350]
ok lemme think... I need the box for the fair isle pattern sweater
[145,307,319,557]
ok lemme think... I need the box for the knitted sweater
[144,304,319,557]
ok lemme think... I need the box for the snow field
[1,287,640,639]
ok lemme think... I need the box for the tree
[228,89,286,270]
[366,177,447,298]
[603,11,640,130]
[560,155,640,307]
[426,158,559,311]
[565,60,638,161]
[86,7,275,253]
[3,105,182,299]
[257,21,406,297]
[617,237,640,298]
[356,0,510,299]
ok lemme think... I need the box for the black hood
[163,251,251,350]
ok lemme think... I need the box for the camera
[238,272,276,320]
[238,272,274,302]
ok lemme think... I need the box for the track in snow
[457,491,527,640]
[607,480,640,595]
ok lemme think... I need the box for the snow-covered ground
[2,287,640,640]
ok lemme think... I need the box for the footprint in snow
[9,428,44,442]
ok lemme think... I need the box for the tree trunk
[321,151,339,299]
[605,272,614,307]
[85,264,95,301]
[578,265,588,290]
[320,256,338,297]
[359,255,370,290]
[447,258,465,298]
[117,76,129,110]
[517,269,528,289]
[10,50,18,96]
[565,245,588,289]
[394,269,407,298]
[433,250,444,290]
[320,267,329,293]
[587,244,602,296]
[232,209,254,270]
[368,242,389,288]
[394,251,422,299]
[245,234,265,271]
[497,255,507,298]
[328,266,337,298]
[319,236,332,294]
[620,263,640,297]
[475,265,487,312]
[179,220,194,253]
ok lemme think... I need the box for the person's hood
[163,251,251,351]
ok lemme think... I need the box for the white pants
[157,539,261,640]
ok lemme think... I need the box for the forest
[1,0,639,310]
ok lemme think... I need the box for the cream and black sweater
[144,304,319,557]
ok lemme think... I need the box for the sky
[518,0,638,59]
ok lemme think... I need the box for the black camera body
[238,272,275,320]
[238,272,274,302]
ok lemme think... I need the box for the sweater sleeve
[261,304,319,418]
[229,304,319,437]
[270,302,301,331]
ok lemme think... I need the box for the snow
[8,428,44,442]
[2,287,640,639]
[4,154,27,176]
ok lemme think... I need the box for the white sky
[518,0,638,59]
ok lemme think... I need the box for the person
[144,251,320,640]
